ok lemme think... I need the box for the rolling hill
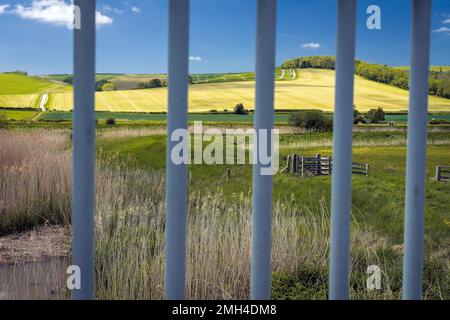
[2,69,450,112]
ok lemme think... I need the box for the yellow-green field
[0,94,41,108]
[3,69,450,112]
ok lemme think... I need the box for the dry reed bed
[0,129,71,234]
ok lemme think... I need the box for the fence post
[72,0,96,300]
[292,154,297,174]
[227,168,231,181]
[286,154,291,174]
[402,0,432,300]
[435,166,440,181]
[316,153,321,176]
[165,0,190,300]
[329,0,357,300]
[301,156,304,177]
[366,164,369,177]
[251,0,276,300]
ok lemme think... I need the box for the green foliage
[101,83,116,91]
[367,107,386,124]
[105,117,116,125]
[271,271,327,300]
[233,103,248,115]
[4,70,28,76]
[288,110,332,132]
[282,56,450,99]
[282,56,335,70]
[62,76,73,84]
[429,118,450,125]
[136,78,164,89]
[353,107,367,124]
[96,79,110,91]
[0,112,8,129]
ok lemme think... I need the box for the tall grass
[0,129,71,234]
[1,129,447,299]
[94,164,403,300]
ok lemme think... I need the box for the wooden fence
[436,166,450,181]
[282,153,369,177]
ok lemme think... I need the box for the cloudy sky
[0,0,449,74]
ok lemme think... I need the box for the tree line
[281,56,450,99]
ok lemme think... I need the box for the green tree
[288,110,332,132]
[0,112,8,129]
[105,117,116,125]
[233,103,248,115]
[366,107,385,124]
[147,78,162,88]
[101,83,116,91]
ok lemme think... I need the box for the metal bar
[72,0,96,300]
[165,0,190,300]
[402,0,432,301]
[251,0,277,300]
[329,0,357,300]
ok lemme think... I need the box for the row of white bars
[71,0,432,300]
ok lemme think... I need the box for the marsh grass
[0,129,71,234]
[1,129,448,299]
[93,166,400,299]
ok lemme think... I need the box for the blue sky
[0,0,449,75]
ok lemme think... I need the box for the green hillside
[0,73,70,95]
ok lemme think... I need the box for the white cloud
[131,6,140,13]
[102,5,123,15]
[301,42,320,49]
[0,4,9,14]
[433,26,450,33]
[96,11,113,25]
[189,56,203,62]
[444,19,450,24]
[12,0,112,27]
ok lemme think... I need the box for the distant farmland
[45,69,450,112]
[2,69,450,112]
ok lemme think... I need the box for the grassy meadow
[1,126,448,299]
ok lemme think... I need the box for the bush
[366,107,385,124]
[288,110,332,132]
[105,118,116,125]
[354,115,367,124]
[0,113,8,129]
[101,83,116,91]
[429,119,450,125]
[233,103,248,115]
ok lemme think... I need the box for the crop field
[4,69,450,112]
[0,94,41,108]
[43,69,450,112]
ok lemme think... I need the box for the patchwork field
[44,69,450,112]
[2,69,450,112]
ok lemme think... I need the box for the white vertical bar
[329,0,357,300]
[72,0,96,300]
[165,0,190,300]
[251,0,276,300]
[402,0,432,300]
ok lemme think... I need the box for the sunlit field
[41,69,450,112]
